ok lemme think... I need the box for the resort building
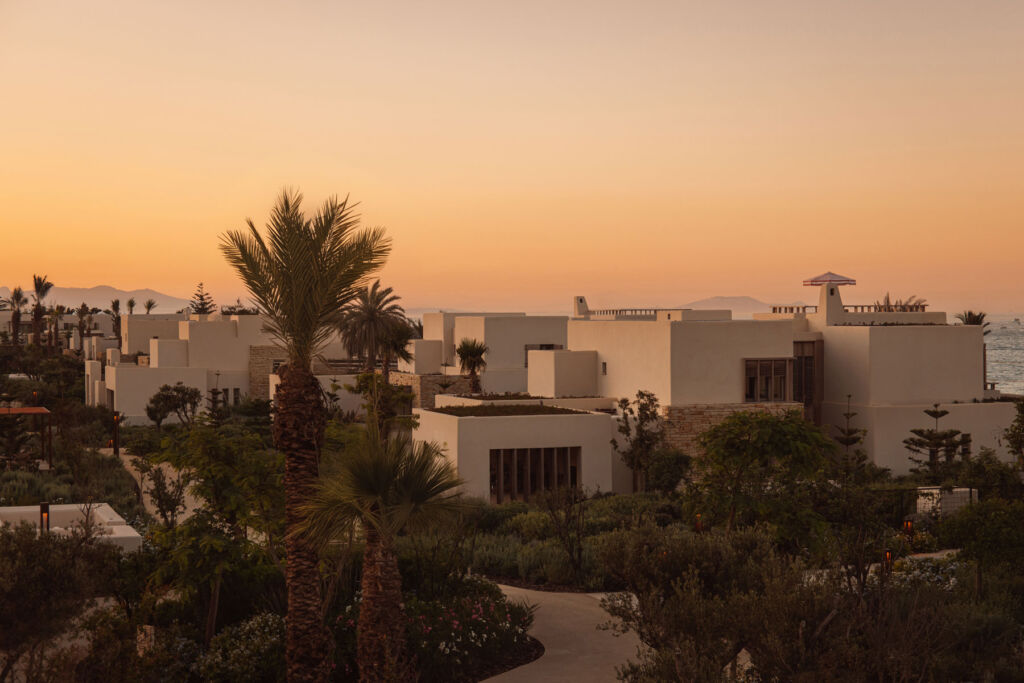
[85,313,357,423]
[410,273,1018,498]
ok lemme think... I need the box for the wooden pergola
[0,406,54,467]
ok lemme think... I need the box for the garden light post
[902,519,914,544]
[39,501,50,533]
[113,412,120,456]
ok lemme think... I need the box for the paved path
[486,585,640,683]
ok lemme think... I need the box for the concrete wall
[105,365,209,422]
[568,320,674,406]
[151,338,189,368]
[423,311,526,365]
[399,339,443,375]
[527,349,598,398]
[867,326,984,404]
[822,400,1017,474]
[414,408,630,499]
[121,314,186,354]
[670,320,794,406]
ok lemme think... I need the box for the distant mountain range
[0,285,190,313]
[679,296,806,316]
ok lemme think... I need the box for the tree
[1004,401,1024,467]
[220,188,390,682]
[47,305,65,350]
[143,298,157,314]
[299,429,462,682]
[5,288,27,346]
[612,390,664,492]
[0,523,111,681]
[126,298,136,315]
[378,317,414,383]
[189,283,217,315]
[944,498,1024,598]
[698,410,834,535]
[955,310,990,336]
[109,299,122,348]
[31,275,53,346]
[874,292,927,312]
[338,280,407,373]
[903,404,968,483]
[148,383,202,428]
[456,338,487,393]
[76,302,90,345]
[221,298,259,315]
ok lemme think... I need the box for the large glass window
[489,446,581,503]
[793,342,816,405]
[745,359,789,403]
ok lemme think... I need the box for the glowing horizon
[2,1,1022,314]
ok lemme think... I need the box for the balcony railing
[770,305,818,314]
[844,304,928,313]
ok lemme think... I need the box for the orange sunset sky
[1,1,1022,314]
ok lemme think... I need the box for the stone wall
[390,371,474,409]
[248,345,288,400]
[662,402,803,455]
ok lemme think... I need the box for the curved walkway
[486,585,640,682]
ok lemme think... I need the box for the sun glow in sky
[1,1,1022,313]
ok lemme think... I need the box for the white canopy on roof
[802,272,856,286]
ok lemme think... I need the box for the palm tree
[955,310,990,336]
[220,189,390,682]
[379,319,415,383]
[6,287,27,346]
[31,274,53,345]
[299,429,462,682]
[338,281,407,373]
[48,305,65,350]
[76,302,90,347]
[456,338,488,393]
[127,297,136,315]
[144,298,157,314]
[109,299,122,348]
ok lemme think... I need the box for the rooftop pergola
[802,272,857,287]
[0,406,54,467]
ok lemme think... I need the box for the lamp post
[902,519,914,543]
[694,513,704,534]
[113,412,120,456]
[39,501,50,533]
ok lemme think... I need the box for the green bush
[501,510,553,541]
[195,612,285,683]
[470,533,522,578]
[472,500,530,533]
[518,539,574,585]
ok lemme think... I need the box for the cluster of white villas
[75,273,1017,504]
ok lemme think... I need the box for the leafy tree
[148,383,201,428]
[338,280,407,373]
[189,282,217,315]
[143,298,157,314]
[1005,401,1024,467]
[903,404,969,483]
[75,302,90,344]
[944,498,1024,597]
[346,373,414,434]
[456,338,488,393]
[220,188,390,682]
[955,310,990,336]
[697,410,834,536]
[300,429,462,682]
[0,522,111,681]
[612,390,665,492]
[150,419,285,644]
[126,297,136,315]
[536,486,588,584]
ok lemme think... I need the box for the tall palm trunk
[10,310,20,346]
[358,527,407,682]
[32,306,43,345]
[275,364,331,683]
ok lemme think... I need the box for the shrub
[195,612,285,683]
[470,534,522,578]
[502,510,553,541]
[518,539,574,585]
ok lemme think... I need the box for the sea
[987,318,1024,396]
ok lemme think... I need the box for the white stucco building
[85,313,356,423]
[410,273,1019,498]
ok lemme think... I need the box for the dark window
[524,343,563,367]
[745,358,790,403]
[793,342,816,405]
[489,446,582,503]
[601,362,607,375]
